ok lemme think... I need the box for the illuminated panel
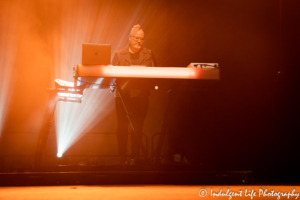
[76,65,220,80]
[76,65,219,79]
[102,66,197,79]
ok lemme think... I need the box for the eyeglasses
[131,36,145,42]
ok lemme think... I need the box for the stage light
[57,153,62,157]
[55,89,114,157]
[55,79,113,157]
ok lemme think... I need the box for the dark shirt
[112,46,156,67]
[130,52,139,65]
[112,46,157,98]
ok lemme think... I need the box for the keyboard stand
[115,84,149,161]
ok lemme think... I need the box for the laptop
[82,44,111,65]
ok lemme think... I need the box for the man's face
[129,29,145,53]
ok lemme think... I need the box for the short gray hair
[130,24,142,36]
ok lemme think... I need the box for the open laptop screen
[82,44,111,65]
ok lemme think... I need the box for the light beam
[51,0,170,156]
[0,2,18,134]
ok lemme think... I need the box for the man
[112,24,156,165]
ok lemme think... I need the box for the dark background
[0,0,299,182]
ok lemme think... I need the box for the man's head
[129,24,144,53]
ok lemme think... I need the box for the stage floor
[0,185,204,200]
[1,185,300,200]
